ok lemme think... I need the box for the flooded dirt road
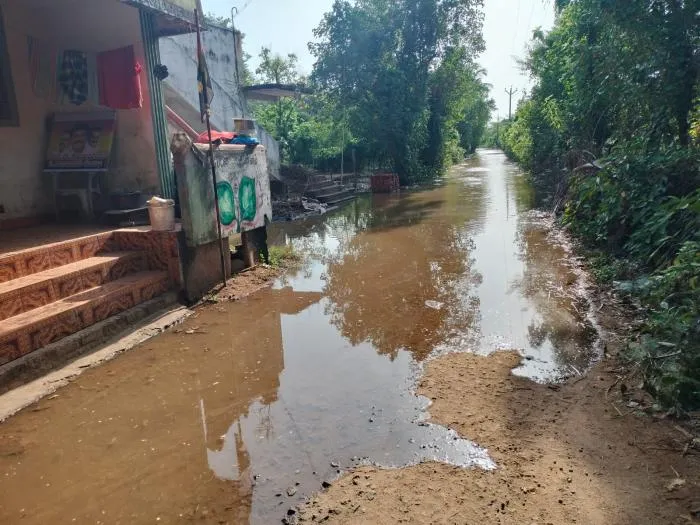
[0,151,604,524]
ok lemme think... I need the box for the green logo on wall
[239,176,257,222]
[216,181,236,226]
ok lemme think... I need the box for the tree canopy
[249,1,492,176]
[309,0,491,182]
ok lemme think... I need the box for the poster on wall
[44,112,116,172]
[213,152,272,235]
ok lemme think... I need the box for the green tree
[255,47,301,85]
[503,0,700,410]
[310,0,488,183]
[252,48,305,162]
[203,12,232,29]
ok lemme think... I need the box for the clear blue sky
[201,0,555,117]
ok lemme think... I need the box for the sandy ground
[296,305,700,524]
[210,265,280,302]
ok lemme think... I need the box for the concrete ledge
[0,294,192,421]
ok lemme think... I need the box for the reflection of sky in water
[199,293,494,523]
[224,149,602,521]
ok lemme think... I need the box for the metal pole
[505,86,517,120]
[206,113,228,286]
[196,8,227,286]
[341,119,345,180]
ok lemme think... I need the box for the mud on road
[298,345,700,524]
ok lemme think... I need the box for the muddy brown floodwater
[0,151,600,524]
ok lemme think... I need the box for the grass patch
[267,244,303,269]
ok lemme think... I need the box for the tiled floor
[0,225,182,367]
[0,225,112,256]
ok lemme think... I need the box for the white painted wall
[159,26,280,180]
[0,0,158,221]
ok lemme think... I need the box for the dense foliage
[503,0,700,410]
[247,2,493,177]
[247,49,349,170]
[480,118,511,149]
[307,0,492,182]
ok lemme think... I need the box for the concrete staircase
[304,174,357,208]
[0,229,180,368]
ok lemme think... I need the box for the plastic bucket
[148,202,175,231]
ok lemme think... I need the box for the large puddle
[0,151,599,524]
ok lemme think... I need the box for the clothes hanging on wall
[27,36,57,100]
[97,45,143,110]
[26,37,144,111]
[86,51,100,106]
[58,50,89,106]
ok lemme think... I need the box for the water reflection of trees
[515,219,598,372]
[322,187,485,361]
[202,287,322,522]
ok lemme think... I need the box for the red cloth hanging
[97,45,143,109]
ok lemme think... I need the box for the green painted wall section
[172,139,270,248]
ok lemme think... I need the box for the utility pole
[496,113,500,147]
[505,86,518,120]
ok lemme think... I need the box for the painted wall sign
[213,150,272,235]
[173,137,272,248]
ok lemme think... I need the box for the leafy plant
[503,0,700,410]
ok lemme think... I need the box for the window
[0,6,18,127]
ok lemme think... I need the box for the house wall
[0,0,159,222]
[159,26,281,179]
[160,27,246,130]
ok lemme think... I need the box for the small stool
[52,171,102,221]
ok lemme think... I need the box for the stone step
[0,231,114,284]
[307,181,341,194]
[0,292,181,394]
[0,252,147,321]
[316,189,356,204]
[308,174,334,185]
[325,193,357,207]
[0,271,170,367]
[312,186,349,199]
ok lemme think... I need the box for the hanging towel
[86,51,100,106]
[58,50,89,105]
[55,50,65,104]
[97,45,143,110]
[27,36,56,100]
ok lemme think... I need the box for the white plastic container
[147,197,176,231]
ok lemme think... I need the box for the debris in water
[286,487,297,497]
[665,478,685,492]
[424,300,444,310]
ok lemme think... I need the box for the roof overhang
[120,0,197,36]
[243,84,312,102]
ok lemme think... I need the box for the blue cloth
[229,135,259,146]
